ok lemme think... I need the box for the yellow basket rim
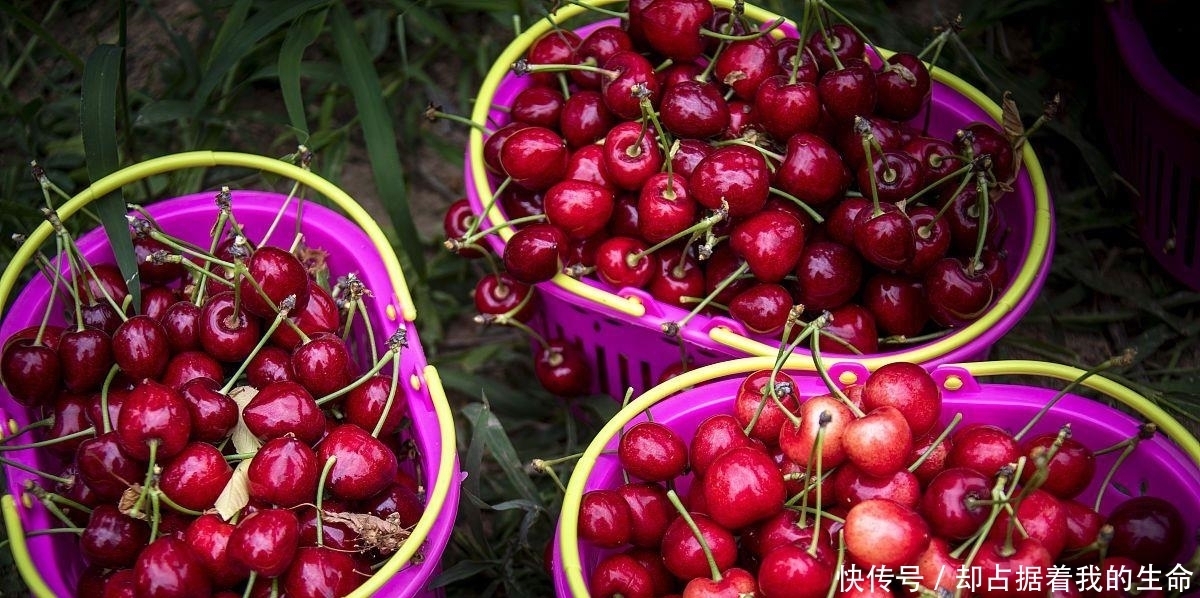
[466,0,1054,370]
[0,151,458,598]
[557,357,1200,597]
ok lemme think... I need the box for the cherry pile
[572,361,1197,597]
[446,0,1034,395]
[0,190,425,597]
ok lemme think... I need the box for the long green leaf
[329,2,426,278]
[205,0,253,71]
[461,401,542,505]
[0,0,84,72]
[81,44,140,311]
[278,8,329,140]
[191,0,332,113]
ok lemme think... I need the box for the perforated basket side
[0,171,458,598]
[1095,0,1200,289]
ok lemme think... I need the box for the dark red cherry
[560,90,615,148]
[2,338,63,406]
[198,291,262,363]
[158,441,233,512]
[184,514,251,589]
[647,245,704,309]
[243,380,326,445]
[80,503,151,569]
[246,346,296,388]
[875,52,932,121]
[343,374,407,436]
[854,205,916,272]
[961,122,1016,183]
[290,332,354,398]
[774,132,851,208]
[806,23,865,72]
[247,435,320,508]
[906,205,952,276]
[239,246,310,319]
[160,350,223,391]
[544,179,615,240]
[904,135,965,194]
[570,25,635,89]
[474,272,536,322]
[857,151,923,205]
[730,209,807,283]
[712,36,782,101]
[602,120,664,192]
[659,79,729,139]
[134,536,213,598]
[179,377,239,443]
[116,379,192,461]
[281,546,361,598]
[754,75,821,141]
[923,258,994,328]
[638,0,714,62]
[75,431,143,501]
[534,337,591,397]
[818,59,877,124]
[139,285,178,320]
[863,273,929,338]
[112,315,170,381]
[510,84,565,129]
[499,125,569,191]
[316,423,398,502]
[637,173,697,244]
[729,283,794,336]
[691,144,771,218]
[599,50,660,121]
[228,507,301,578]
[594,236,657,289]
[795,240,863,311]
[818,303,879,355]
[1105,496,1186,566]
[503,222,569,284]
[160,300,201,353]
[523,28,581,88]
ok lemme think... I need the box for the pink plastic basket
[465,3,1055,399]
[553,358,1200,597]
[1095,0,1200,290]
[0,155,460,598]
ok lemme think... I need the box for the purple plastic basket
[1095,0,1200,290]
[0,189,459,597]
[465,6,1055,400]
[553,359,1200,597]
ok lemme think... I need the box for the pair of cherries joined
[0,185,425,598]
[571,345,1193,598]
[444,0,1047,397]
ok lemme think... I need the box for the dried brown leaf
[323,511,412,555]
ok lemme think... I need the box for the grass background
[0,0,1197,596]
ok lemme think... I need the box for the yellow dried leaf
[214,458,252,521]
[229,385,263,455]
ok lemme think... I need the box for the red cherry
[561,91,616,148]
[638,0,714,62]
[920,466,993,540]
[343,374,407,436]
[510,84,565,129]
[730,209,807,283]
[183,514,251,589]
[1,338,62,407]
[844,498,930,569]
[689,413,760,478]
[599,51,660,121]
[691,145,771,218]
[290,332,354,398]
[661,511,738,581]
[832,463,921,509]
[713,36,782,101]
[1105,496,1186,566]
[875,52,931,121]
[160,300,201,353]
[198,291,262,363]
[571,26,635,89]
[316,423,398,502]
[75,431,144,501]
[947,423,1019,477]
[117,379,192,460]
[134,536,213,598]
[247,435,320,508]
[246,346,296,389]
[795,240,863,312]
[806,23,865,72]
[160,350,223,391]
[923,257,994,327]
[774,132,850,208]
[702,444,787,530]
[545,179,616,239]
[228,507,301,578]
[734,369,800,449]
[755,75,821,141]
[779,393,856,470]
[80,504,151,569]
[757,543,837,598]
[474,272,536,322]
[579,488,633,548]
[594,236,657,289]
[281,546,361,598]
[617,482,674,549]
[843,405,914,477]
[637,173,697,244]
[602,120,664,192]
[659,79,730,139]
[534,337,591,397]
[270,280,340,351]
[242,380,326,445]
[728,282,794,336]
[618,421,689,482]
[818,59,877,124]
[179,377,238,443]
[861,362,941,436]
[112,314,171,381]
[817,303,879,355]
[647,245,705,309]
[499,125,569,191]
[238,246,310,319]
[503,222,569,284]
[1018,432,1096,499]
[159,441,233,512]
[589,552,655,598]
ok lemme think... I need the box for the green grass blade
[205,0,252,71]
[0,0,84,73]
[278,8,328,140]
[329,2,426,278]
[192,0,333,113]
[81,44,140,311]
[461,400,542,505]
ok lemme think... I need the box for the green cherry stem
[99,364,120,434]
[807,411,831,555]
[0,457,74,485]
[0,417,53,443]
[809,314,865,418]
[767,187,826,223]
[665,489,723,583]
[370,355,403,438]
[219,298,294,395]
[666,262,750,334]
[316,455,337,547]
[1012,350,1136,441]
[908,412,963,472]
[1092,423,1156,512]
[314,330,406,407]
[0,427,96,453]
